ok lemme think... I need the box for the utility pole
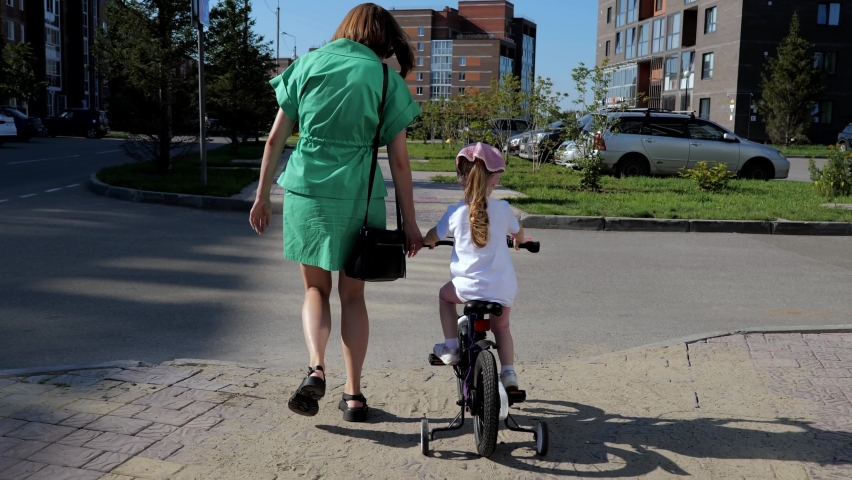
[276,1,280,74]
[193,0,209,187]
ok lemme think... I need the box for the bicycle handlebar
[434,236,540,253]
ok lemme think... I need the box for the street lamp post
[281,31,297,63]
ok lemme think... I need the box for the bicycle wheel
[472,350,499,457]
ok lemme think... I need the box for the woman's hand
[404,221,424,258]
[250,198,273,235]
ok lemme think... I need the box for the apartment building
[1,0,108,116]
[386,0,536,105]
[597,0,852,144]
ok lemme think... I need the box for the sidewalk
[232,153,524,224]
[1,332,851,479]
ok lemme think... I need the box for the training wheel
[535,421,549,456]
[420,419,430,456]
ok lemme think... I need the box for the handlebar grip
[506,236,540,253]
[435,241,455,247]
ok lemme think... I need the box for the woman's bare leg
[301,265,332,381]
[338,271,369,408]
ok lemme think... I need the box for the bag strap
[363,64,401,230]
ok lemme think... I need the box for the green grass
[431,175,457,184]
[405,142,463,172]
[106,131,132,139]
[774,144,833,158]
[97,142,267,197]
[499,164,852,221]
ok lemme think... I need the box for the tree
[0,42,47,114]
[98,0,198,171]
[206,0,277,150]
[523,75,568,172]
[758,13,824,147]
[467,73,523,161]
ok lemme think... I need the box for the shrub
[578,153,604,191]
[679,161,736,192]
[808,147,852,199]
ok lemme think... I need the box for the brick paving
[0,333,850,478]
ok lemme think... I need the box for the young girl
[424,142,526,390]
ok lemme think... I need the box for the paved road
[0,137,226,202]
[786,156,826,183]
[1,184,850,371]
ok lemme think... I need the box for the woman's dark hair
[331,3,415,77]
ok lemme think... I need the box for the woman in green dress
[249,3,423,422]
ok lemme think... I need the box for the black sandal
[288,366,326,417]
[338,393,369,422]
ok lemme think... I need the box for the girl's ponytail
[464,161,491,249]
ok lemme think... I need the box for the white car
[555,141,581,166]
[0,112,17,146]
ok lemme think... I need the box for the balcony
[454,33,515,44]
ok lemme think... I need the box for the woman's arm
[387,131,423,257]
[250,109,296,235]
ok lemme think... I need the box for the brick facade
[597,0,852,144]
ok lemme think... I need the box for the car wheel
[618,154,650,177]
[739,158,774,181]
[840,142,848,152]
[86,128,99,139]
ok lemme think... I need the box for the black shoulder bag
[344,63,406,282]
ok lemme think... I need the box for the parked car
[0,106,46,141]
[555,141,581,166]
[838,124,852,151]
[463,118,530,148]
[0,112,17,146]
[503,132,526,153]
[44,109,110,139]
[563,111,789,180]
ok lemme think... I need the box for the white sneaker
[500,370,519,390]
[433,343,459,366]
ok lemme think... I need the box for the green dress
[270,39,420,271]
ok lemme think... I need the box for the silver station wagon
[572,111,789,180]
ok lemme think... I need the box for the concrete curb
[521,214,852,236]
[86,174,284,214]
[0,360,151,378]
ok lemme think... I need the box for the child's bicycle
[421,236,548,458]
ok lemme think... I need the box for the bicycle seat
[463,301,503,317]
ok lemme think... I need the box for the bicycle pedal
[507,389,526,405]
[428,354,446,366]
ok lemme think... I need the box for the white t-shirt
[435,198,522,307]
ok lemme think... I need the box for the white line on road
[95,149,122,154]
[19,194,36,199]
[7,154,81,165]
[66,184,80,188]
[45,188,63,193]
[0,199,8,203]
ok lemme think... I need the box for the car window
[513,120,529,131]
[845,125,852,134]
[643,118,686,138]
[615,118,644,135]
[688,120,727,141]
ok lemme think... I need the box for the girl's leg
[301,265,332,381]
[439,282,462,340]
[490,307,514,369]
[338,271,369,408]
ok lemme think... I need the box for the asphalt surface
[1,179,850,371]
[785,156,826,183]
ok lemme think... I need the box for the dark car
[44,109,110,139]
[0,106,46,141]
[838,124,852,151]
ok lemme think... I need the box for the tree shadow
[315,399,852,477]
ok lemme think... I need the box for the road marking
[0,199,8,203]
[7,154,80,165]
[45,188,63,193]
[66,184,80,188]
[95,149,122,154]
[19,194,36,198]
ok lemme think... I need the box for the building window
[459,72,466,81]
[417,57,424,67]
[664,54,679,91]
[6,21,13,41]
[431,40,453,99]
[702,52,714,79]
[685,0,697,4]
[607,7,612,24]
[417,72,423,81]
[652,18,665,53]
[615,31,623,55]
[680,51,695,90]
[418,27,425,36]
[606,40,611,57]
[637,24,649,57]
[705,7,717,33]
[19,0,23,9]
[417,87,423,96]
[459,57,466,66]
[625,27,637,60]
[627,0,639,23]
[616,0,627,27]
[813,100,833,123]
[814,52,837,75]
[667,13,681,50]
[458,87,466,95]
[655,0,664,11]
[19,24,24,42]
[818,4,841,25]
[417,42,424,51]
[699,98,711,119]
[5,0,12,6]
